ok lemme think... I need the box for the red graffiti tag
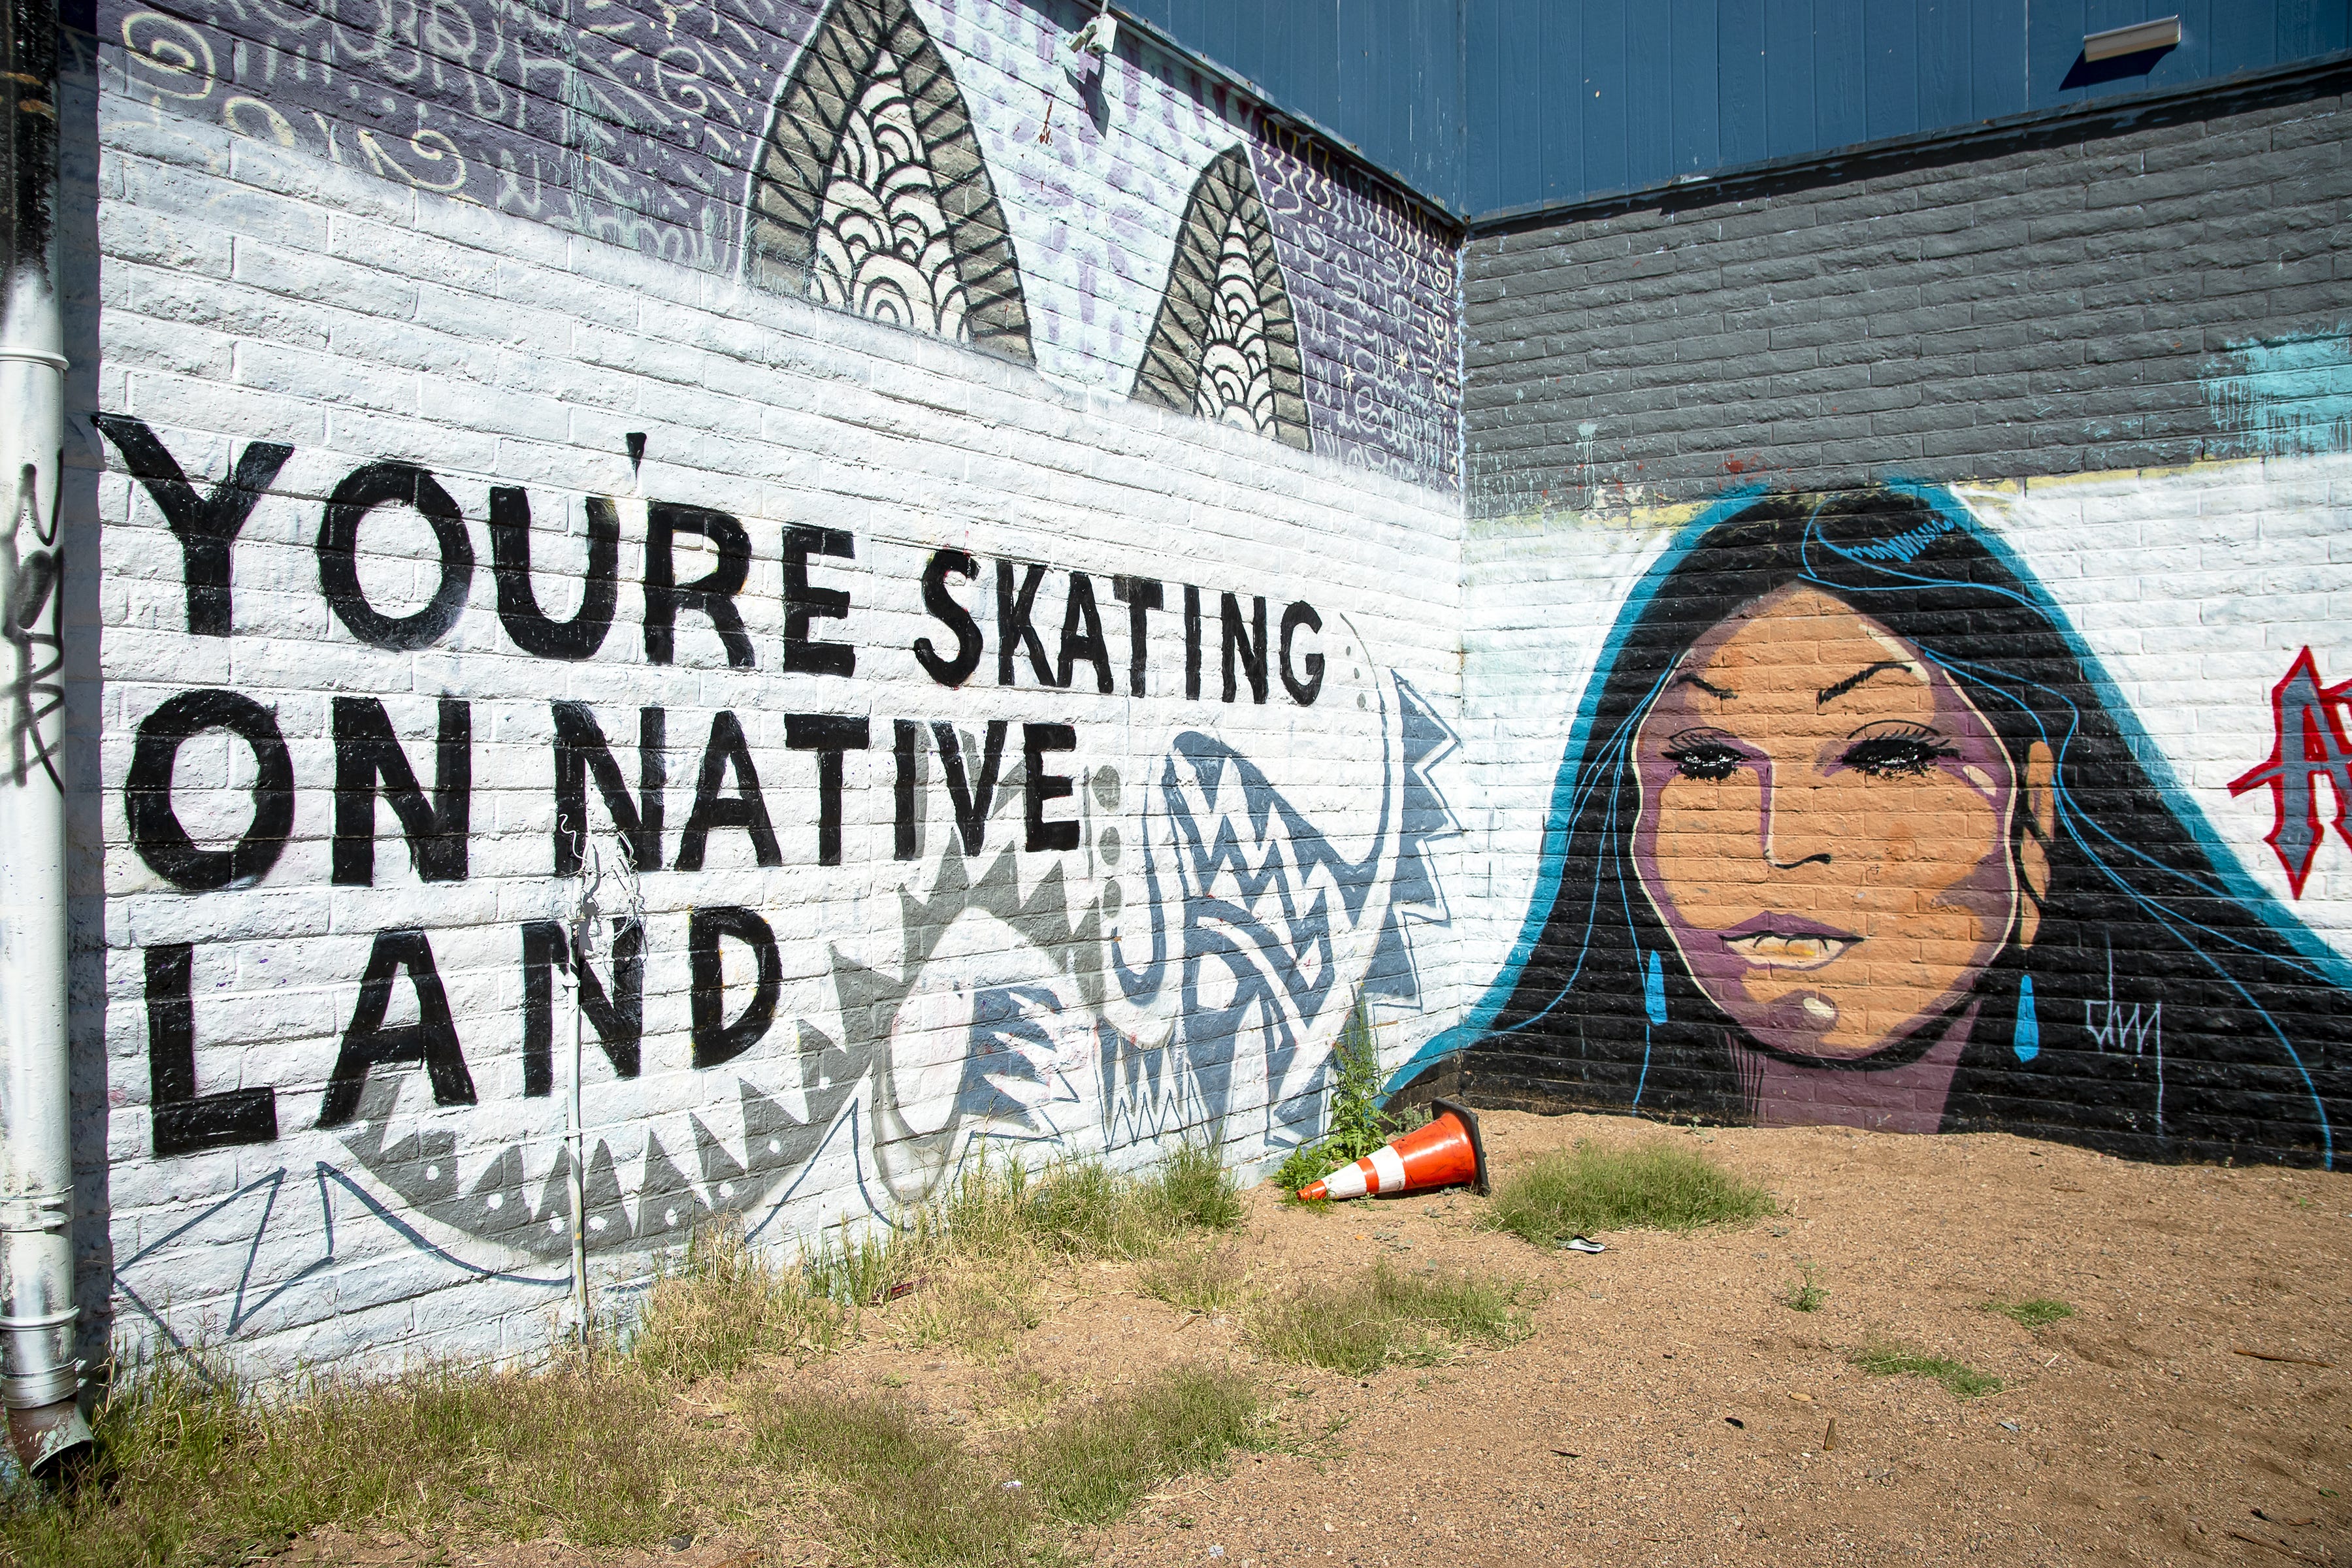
[2230,647,2352,897]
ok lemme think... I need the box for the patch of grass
[1779,1266,1827,1313]
[1139,1245,1245,1313]
[1850,1339,2004,1397]
[753,1388,1031,1567]
[904,1268,1048,1357]
[1981,1297,2074,1331]
[0,1350,694,1568]
[1,1141,1256,1565]
[1251,1262,1530,1376]
[632,1221,848,1379]
[1482,1138,1775,1245]
[1148,1141,1245,1232]
[1016,1366,1266,1527]
[751,1368,1266,1562]
[926,1146,1234,1266]
[803,1217,927,1308]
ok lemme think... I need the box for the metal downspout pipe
[0,0,90,1478]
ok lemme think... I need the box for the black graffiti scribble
[2,459,63,792]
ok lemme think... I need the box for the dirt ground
[309,1111,2352,1567]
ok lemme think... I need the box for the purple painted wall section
[98,0,1462,487]
[1250,127,1458,489]
[102,0,821,270]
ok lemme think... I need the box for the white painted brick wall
[79,31,1468,1373]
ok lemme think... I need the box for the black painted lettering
[331,697,470,886]
[520,919,645,1097]
[644,501,753,668]
[783,525,855,676]
[488,487,618,661]
[1280,601,1325,706]
[126,689,295,890]
[551,702,664,875]
[144,943,278,1156]
[689,906,781,1070]
[1023,722,1079,854]
[933,719,1007,857]
[1184,584,1203,700]
[677,710,781,871]
[914,547,983,687]
[317,461,474,650]
[996,559,1056,687]
[1111,575,1162,697]
[1055,571,1113,694]
[92,414,291,638]
[785,713,870,867]
[318,928,476,1128]
[894,719,921,861]
[1221,593,1269,705]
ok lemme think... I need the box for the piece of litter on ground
[1208,1548,1224,1559]
[1001,1479,1023,1490]
[1999,1420,2019,1432]
[1723,1416,1745,1428]
[1561,1235,1605,1253]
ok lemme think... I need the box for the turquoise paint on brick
[2206,327,2352,456]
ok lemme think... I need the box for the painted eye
[1663,742,1744,782]
[1841,727,1959,779]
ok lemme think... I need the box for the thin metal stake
[567,890,590,1346]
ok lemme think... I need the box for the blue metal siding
[1107,0,1468,210]
[1719,0,1770,165]
[1107,0,2352,218]
[1462,0,2350,213]
[1672,0,1723,176]
[1864,0,1919,140]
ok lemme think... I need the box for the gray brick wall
[1439,81,2352,1173]
[1462,88,2352,519]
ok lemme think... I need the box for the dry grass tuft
[1139,1245,1247,1313]
[631,1222,849,1379]
[0,1350,694,1567]
[1851,1338,2004,1397]
[1015,1365,1266,1526]
[1981,1296,2074,1330]
[747,1365,1267,1563]
[1483,1137,1775,1245]
[752,1388,1032,1567]
[1250,1262,1531,1376]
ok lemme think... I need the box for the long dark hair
[1438,488,2347,1168]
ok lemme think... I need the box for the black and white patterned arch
[745,0,1034,363]
[1131,146,1312,451]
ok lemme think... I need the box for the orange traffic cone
[1298,1098,1489,1201]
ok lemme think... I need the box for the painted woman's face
[1631,585,2036,1059]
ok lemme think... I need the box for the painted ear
[2015,741,2056,949]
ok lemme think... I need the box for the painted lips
[1720,923,1859,970]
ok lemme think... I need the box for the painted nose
[1760,769,1835,870]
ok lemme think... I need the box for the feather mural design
[1133,146,1311,449]
[745,0,1032,361]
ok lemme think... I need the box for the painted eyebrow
[1672,674,1736,700]
[1816,661,1918,707]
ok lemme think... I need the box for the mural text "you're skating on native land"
[95,416,1331,1160]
